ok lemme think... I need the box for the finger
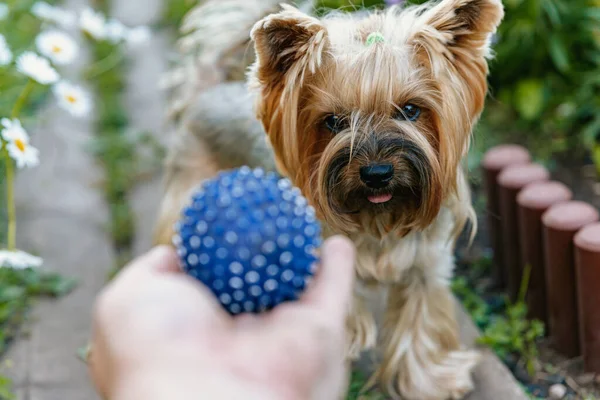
[118,246,182,282]
[301,235,355,317]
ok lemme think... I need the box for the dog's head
[249,0,503,236]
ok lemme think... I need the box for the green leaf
[0,374,15,400]
[514,80,546,120]
[582,116,600,147]
[0,287,26,302]
[542,0,562,26]
[40,276,78,297]
[504,0,524,9]
[548,35,570,72]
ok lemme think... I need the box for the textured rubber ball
[174,166,322,315]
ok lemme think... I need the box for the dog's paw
[443,350,480,400]
[378,348,480,400]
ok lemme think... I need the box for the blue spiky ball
[174,166,322,315]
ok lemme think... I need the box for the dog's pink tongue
[368,194,393,204]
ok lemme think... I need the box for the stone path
[1,1,111,399]
[0,0,527,398]
[0,0,169,399]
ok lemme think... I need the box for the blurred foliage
[86,38,134,256]
[0,0,56,120]
[86,7,164,272]
[0,374,13,400]
[479,0,600,163]
[0,0,60,247]
[0,267,76,356]
[162,0,196,28]
[451,276,491,329]
[316,0,386,11]
[346,370,386,399]
[478,265,545,379]
[0,162,4,247]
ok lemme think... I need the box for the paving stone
[0,332,31,388]
[29,384,97,400]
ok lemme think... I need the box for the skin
[89,236,356,400]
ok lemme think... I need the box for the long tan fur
[155,1,503,399]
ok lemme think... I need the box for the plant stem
[3,79,35,250]
[85,49,125,80]
[4,148,15,250]
[518,263,533,305]
[11,80,35,119]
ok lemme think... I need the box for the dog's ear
[250,5,328,88]
[415,0,504,70]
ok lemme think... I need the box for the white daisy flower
[79,7,106,40]
[105,18,127,43]
[0,34,12,66]
[16,52,59,84]
[0,3,9,20]
[126,25,152,46]
[0,118,39,169]
[31,2,76,28]
[0,250,43,269]
[53,81,92,117]
[1,118,27,143]
[6,139,40,169]
[36,30,78,65]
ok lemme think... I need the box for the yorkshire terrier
[155,0,504,398]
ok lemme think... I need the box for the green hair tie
[366,32,385,46]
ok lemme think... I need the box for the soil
[456,159,600,400]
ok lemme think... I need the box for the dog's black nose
[360,164,394,189]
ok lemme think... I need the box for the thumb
[301,235,356,318]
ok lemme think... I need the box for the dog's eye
[396,104,421,122]
[324,114,347,134]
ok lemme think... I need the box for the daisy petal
[0,250,43,269]
[0,118,29,143]
[53,81,92,117]
[0,33,13,66]
[31,2,76,28]
[16,52,59,85]
[79,7,107,40]
[7,140,39,169]
[36,30,78,66]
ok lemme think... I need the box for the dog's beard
[316,132,441,237]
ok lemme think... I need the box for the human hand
[89,235,356,400]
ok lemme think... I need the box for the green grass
[347,370,386,399]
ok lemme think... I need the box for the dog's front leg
[376,270,479,400]
[346,290,378,360]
